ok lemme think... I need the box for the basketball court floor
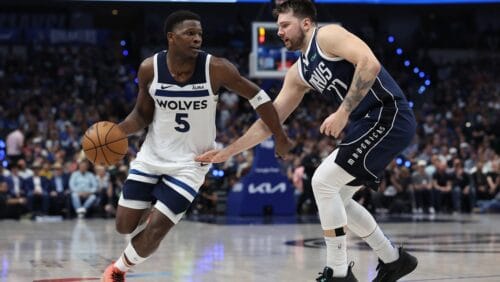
[1,214,499,282]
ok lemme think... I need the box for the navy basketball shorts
[335,107,416,183]
[118,160,209,224]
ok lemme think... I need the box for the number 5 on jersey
[175,113,190,132]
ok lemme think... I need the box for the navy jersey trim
[154,89,210,97]
[155,51,208,85]
[129,169,161,180]
[162,175,197,197]
[156,51,169,84]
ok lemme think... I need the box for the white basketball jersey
[136,50,217,167]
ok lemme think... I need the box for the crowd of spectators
[0,8,498,220]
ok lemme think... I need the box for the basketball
[81,121,128,166]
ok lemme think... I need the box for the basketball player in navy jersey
[196,0,417,281]
[101,10,292,281]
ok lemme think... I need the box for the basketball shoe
[316,262,358,282]
[372,247,418,282]
[101,263,126,282]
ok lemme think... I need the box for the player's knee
[311,167,343,195]
[311,164,328,189]
[339,185,362,207]
[144,222,171,245]
[115,219,136,234]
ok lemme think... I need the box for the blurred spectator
[69,160,97,218]
[432,161,453,213]
[0,166,8,218]
[16,159,33,180]
[388,167,414,214]
[473,162,493,201]
[452,159,472,213]
[476,161,500,213]
[94,165,114,217]
[411,160,433,214]
[296,153,319,215]
[106,164,129,216]
[49,162,70,217]
[1,165,27,219]
[4,164,28,219]
[486,161,499,195]
[24,162,51,217]
[6,126,24,164]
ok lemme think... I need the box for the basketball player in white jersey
[196,1,417,281]
[101,10,292,281]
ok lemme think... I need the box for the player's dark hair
[164,10,201,37]
[273,0,317,22]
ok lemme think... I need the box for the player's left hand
[195,149,230,164]
[320,110,349,138]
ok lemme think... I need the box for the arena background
[0,0,499,281]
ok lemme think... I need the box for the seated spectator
[433,161,453,213]
[389,167,414,214]
[24,162,51,217]
[69,160,97,218]
[411,160,434,214]
[49,162,70,217]
[17,159,33,180]
[452,159,472,213]
[472,162,490,201]
[3,164,29,219]
[486,161,499,197]
[94,165,113,217]
[106,164,128,217]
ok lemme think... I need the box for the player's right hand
[195,149,231,164]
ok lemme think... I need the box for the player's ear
[301,17,313,31]
[167,31,175,43]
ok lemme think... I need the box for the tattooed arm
[317,24,381,137]
[341,57,380,113]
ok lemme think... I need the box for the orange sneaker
[101,263,126,282]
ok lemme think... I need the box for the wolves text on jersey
[155,99,208,111]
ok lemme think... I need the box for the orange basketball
[81,121,128,166]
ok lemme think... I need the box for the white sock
[124,241,148,264]
[363,226,399,263]
[114,254,131,272]
[325,236,348,277]
[114,241,149,272]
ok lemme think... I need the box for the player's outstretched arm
[118,57,155,135]
[317,25,381,137]
[196,62,308,163]
[209,56,293,158]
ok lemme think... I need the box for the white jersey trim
[296,59,310,88]
[149,53,160,95]
[362,77,399,179]
[205,54,214,97]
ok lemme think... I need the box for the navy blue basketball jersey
[297,28,410,121]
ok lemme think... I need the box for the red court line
[33,278,100,282]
